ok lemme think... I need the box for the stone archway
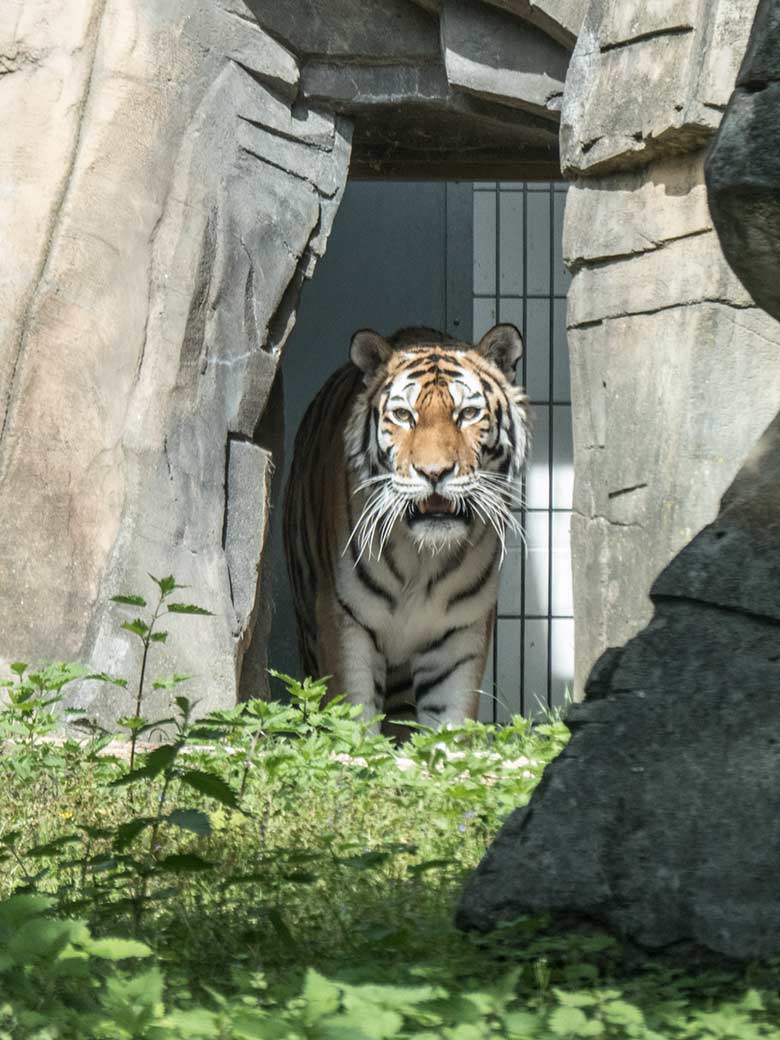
[0,0,580,724]
[3,0,779,729]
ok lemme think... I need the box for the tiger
[283,323,530,739]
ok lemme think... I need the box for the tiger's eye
[460,406,481,422]
[392,408,413,424]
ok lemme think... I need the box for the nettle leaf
[301,969,341,1025]
[165,808,212,836]
[157,853,214,873]
[166,603,213,616]
[111,594,147,607]
[86,671,129,688]
[150,631,169,643]
[109,743,182,786]
[179,769,240,809]
[150,574,179,596]
[113,817,155,850]
[10,662,28,677]
[121,618,150,638]
[82,936,152,960]
[152,674,193,690]
[549,1005,593,1037]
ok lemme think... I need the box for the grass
[1,577,780,1038]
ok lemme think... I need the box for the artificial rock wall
[0,0,581,722]
[562,0,780,693]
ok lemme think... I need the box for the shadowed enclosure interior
[268,180,572,719]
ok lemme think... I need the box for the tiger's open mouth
[407,494,470,524]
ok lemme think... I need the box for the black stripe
[384,702,416,717]
[447,548,499,610]
[418,703,445,716]
[354,558,396,610]
[336,596,380,653]
[416,653,478,702]
[415,624,469,657]
[360,407,372,454]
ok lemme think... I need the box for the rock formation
[457,0,780,959]
[0,1,581,723]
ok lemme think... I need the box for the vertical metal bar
[546,182,555,713]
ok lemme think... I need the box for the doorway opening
[268,179,572,720]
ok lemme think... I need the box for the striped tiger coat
[283,324,529,738]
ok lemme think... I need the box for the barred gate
[270,180,574,719]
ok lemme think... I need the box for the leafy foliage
[1,575,779,1037]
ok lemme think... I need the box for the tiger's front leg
[412,620,490,730]
[317,599,386,731]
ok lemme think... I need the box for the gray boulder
[457,0,780,959]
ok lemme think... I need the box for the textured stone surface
[561,0,758,176]
[567,231,752,327]
[458,412,780,959]
[482,0,587,47]
[0,0,351,723]
[564,140,780,693]
[707,0,780,322]
[563,152,710,266]
[457,597,780,958]
[569,303,780,693]
[442,0,570,116]
[459,0,780,960]
[239,0,441,60]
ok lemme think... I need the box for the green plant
[2,576,780,1038]
[110,574,212,771]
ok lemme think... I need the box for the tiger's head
[344,324,529,556]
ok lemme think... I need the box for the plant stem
[129,594,164,774]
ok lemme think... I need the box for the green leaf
[166,603,213,616]
[152,674,193,690]
[549,1006,591,1037]
[151,574,179,596]
[554,991,599,1009]
[157,853,214,873]
[179,769,240,809]
[85,671,129,688]
[83,936,152,960]
[301,969,341,1025]
[113,817,155,850]
[165,808,212,836]
[10,662,27,677]
[109,743,181,786]
[150,631,169,643]
[111,594,147,607]
[121,618,150,638]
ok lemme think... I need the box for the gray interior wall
[267,180,473,691]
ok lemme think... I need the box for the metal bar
[546,182,555,712]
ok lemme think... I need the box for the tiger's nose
[416,462,455,485]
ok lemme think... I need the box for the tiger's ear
[350,329,393,379]
[475,324,524,377]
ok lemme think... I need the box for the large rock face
[561,0,780,693]
[458,0,780,960]
[0,0,582,723]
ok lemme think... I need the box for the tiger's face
[345,325,529,556]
